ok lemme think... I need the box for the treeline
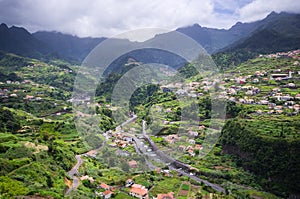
[212,50,257,69]
[220,119,300,197]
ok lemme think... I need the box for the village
[1,48,299,198]
[159,49,300,117]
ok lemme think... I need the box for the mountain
[33,31,106,62]
[175,19,260,54]
[0,23,53,58]
[220,12,300,54]
[212,12,300,68]
[176,12,300,55]
[0,11,299,64]
[0,23,105,62]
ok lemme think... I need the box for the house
[126,179,134,187]
[272,87,281,93]
[189,82,200,87]
[198,125,205,131]
[229,97,237,102]
[188,148,195,157]
[201,81,210,85]
[188,131,198,137]
[188,139,195,145]
[259,100,269,105]
[285,101,295,106]
[256,110,263,114]
[274,106,283,110]
[245,90,253,95]
[156,192,175,199]
[102,190,113,199]
[246,99,255,104]
[239,98,246,104]
[270,71,293,80]
[195,144,203,150]
[155,168,161,174]
[295,94,300,100]
[253,78,259,83]
[176,89,187,96]
[80,175,94,183]
[163,120,170,125]
[282,95,293,101]
[268,103,276,109]
[276,110,283,114]
[164,134,180,144]
[99,182,110,190]
[239,79,246,84]
[268,110,274,114]
[178,145,186,151]
[25,95,34,100]
[123,136,133,143]
[128,160,138,169]
[287,83,296,88]
[227,88,237,95]
[129,184,148,199]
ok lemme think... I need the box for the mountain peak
[191,23,201,28]
[231,21,243,29]
[0,23,8,29]
[267,11,279,17]
[265,11,293,20]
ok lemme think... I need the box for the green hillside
[0,48,299,199]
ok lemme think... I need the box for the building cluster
[260,49,300,59]
[94,179,175,199]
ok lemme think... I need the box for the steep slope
[223,12,300,53]
[213,12,300,68]
[33,31,106,62]
[176,22,258,54]
[0,23,53,58]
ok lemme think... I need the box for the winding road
[141,120,226,193]
[65,115,138,195]
[66,115,225,195]
[65,155,83,195]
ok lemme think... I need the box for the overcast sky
[0,0,300,38]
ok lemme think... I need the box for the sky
[0,0,300,38]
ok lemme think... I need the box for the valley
[0,10,299,199]
[0,47,299,198]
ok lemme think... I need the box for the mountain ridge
[0,23,54,58]
[0,11,299,63]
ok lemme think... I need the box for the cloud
[0,0,299,37]
[0,0,214,37]
[238,0,300,22]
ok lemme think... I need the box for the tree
[0,176,29,198]
[195,191,203,199]
[121,161,130,172]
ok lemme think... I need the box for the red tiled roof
[157,192,174,199]
[128,160,138,168]
[100,182,110,190]
[103,190,113,196]
[130,187,148,196]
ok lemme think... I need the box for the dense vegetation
[0,41,299,198]
[221,118,300,197]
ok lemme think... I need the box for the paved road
[65,155,83,194]
[65,115,138,195]
[169,166,225,193]
[141,120,226,193]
